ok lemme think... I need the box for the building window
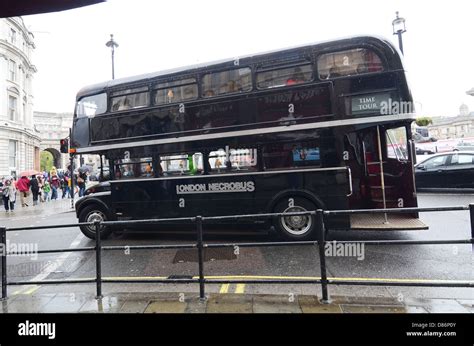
[9,96,17,120]
[9,140,17,169]
[10,28,16,44]
[9,60,16,81]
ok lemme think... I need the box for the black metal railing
[1,205,473,303]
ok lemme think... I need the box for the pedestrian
[43,180,51,202]
[16,175,30,207]
[61,174,70,199]
[50,174,60,200]
[30,175,40,206]
[2,179,10,212]
[37,175,45,202]
[77,172,87,197]
[2,179,16,212]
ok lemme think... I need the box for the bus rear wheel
[78,204,113,239]
[273,197,318,241]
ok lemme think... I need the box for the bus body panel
[71,35,423,236]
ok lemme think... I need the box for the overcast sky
[24,0,474,117]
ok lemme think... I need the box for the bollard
[1,226,6,300]
[470,204,474,252]
[316,210,330,304]
[95,221,102,299]
[196,216,206,301]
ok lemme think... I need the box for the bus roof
[76,35,401,100]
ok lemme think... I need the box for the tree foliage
[416,117,433,126]
[40,151,54,172]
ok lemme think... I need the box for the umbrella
[78,165,93,173]
[19,170,40,177]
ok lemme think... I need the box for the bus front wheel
[273,197,318,241]
[78,204,113,239]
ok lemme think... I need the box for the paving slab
[40,293,89,313]
[119,299,151,313]
[298,296,342,313]
[78,296,125,313]
[144,300,187,313]
[206,294,253,313]
[403,298,471,313]
[2,294,56,313]
[184,297,207,313]
[340,304,406,313]
[253,295,301,313]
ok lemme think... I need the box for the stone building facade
[0,17,40,178]
[33,111,73,170]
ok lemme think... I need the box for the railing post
[470,204,474,252]
[196,216,206,301]
[95,221,102,299]
[1,226,7,300]
[316,210,330,304]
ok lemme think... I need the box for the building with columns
[33,111,73,170]
[0,17,40,178]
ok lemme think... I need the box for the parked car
[453,141,474,152]
[414,151,474,191]
[415,147,435,155]
[413,132,437,143]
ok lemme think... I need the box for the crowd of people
[0,166,89,212]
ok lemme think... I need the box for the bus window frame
[75,92,108,119]
[255,61,315,90]
[109,85,151,113]
[315,46,387,82]
[153,77,199,106]
[201,66,253,98]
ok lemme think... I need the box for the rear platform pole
[376,126,388,224]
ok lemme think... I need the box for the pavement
[0,196,75,221]
[0,194,472,314]
[1,291,472,313]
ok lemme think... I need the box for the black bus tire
[273,197,318,241]
[78,204,113,239]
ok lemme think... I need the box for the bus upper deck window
[75,93,107,118]
[201,67,252,97]
[317,48,383,80]
[110,86,149,112]
[154,78,198,105]
[256,64,313,89]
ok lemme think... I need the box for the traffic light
[60,138,69,153]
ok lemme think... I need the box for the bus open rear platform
[350,214,428,230]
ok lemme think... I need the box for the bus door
[352,125,425,230]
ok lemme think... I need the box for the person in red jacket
[16,176,30,207]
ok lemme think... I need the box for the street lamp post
[392,11,406,54]
[105,34,119,79]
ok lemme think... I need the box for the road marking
[219,284,230,293]
[11,285,40,295]
[12,287,29,295]
[198,275,473,284]
[29,232,84,284]
[22,285,40,295]
[235,284,245,294]
[23,275,472,287]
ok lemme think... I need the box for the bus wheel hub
[282,206,312,235]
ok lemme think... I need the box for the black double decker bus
[72,35,427,239]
